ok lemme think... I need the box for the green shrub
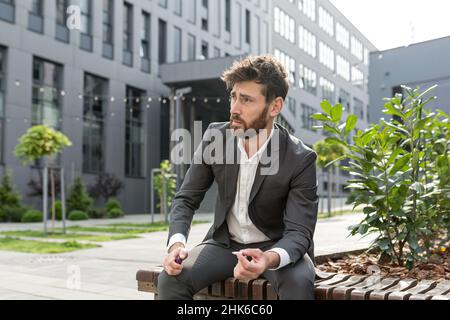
[0,170,22,208]
[52,200,63,221]
[106,198,122,213]
[21,210,43,223]
[107,208,124,219]
[66,177,93,213]
[0,206,27,223]
[68,210,89,221]
[87,207,106,219]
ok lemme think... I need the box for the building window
[298,25,316,58]
[213,47,220,58]
[80,0,93,51]
[0,47,6,163]
[83,73,108,173]
[102,0,114,59]
[298,0,316,21]
[140,11,151,72]
[364,48,370,66]
[336,23,349,49]
[123,2,133,66]
[158,19,167,64]
[320,77,335,105]
[351,66,364,89]
[29,0,44,33]
[286,97,296,117]
[274,49,295,85]
[351,36,363,61]
[276,114,294,135]
[32,58,63,129]
[0,0,15,23]
[319,41,334,71]
[125,87,145,178]
[187,33,196,61]
[158,0,167,8]
[174,0,182,16]
[318,6,333,37]
[187,0,196,24]
[55,0,69,43]
[336,55,350,81]
[245,10,251,45]
[174,27,182,62]
[301,103,316,131]
[338,89,351,111]
[274,7,295,44]
[299,64,317,95]
[225,0,231,32]
[353,97,364,120]
[201,41,208,59]
[201,0,209,31]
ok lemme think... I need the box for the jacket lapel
[224,131,240,211]
[249,126,283,204]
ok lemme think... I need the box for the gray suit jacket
[167,122,319,265]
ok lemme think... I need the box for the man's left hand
[233,249,280,281]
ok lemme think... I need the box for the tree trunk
[327,167,332,217]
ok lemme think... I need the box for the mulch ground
[317,240,449,282]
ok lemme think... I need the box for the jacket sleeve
[166,125,215,246]
[271,150,319,264]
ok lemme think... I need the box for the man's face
[229,81,271,138]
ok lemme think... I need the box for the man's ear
[270,97,284,117]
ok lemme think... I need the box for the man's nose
[230,100,242,115]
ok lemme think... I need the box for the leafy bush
[312,85,450,269]
[68,210,89,221]
[53,200,63,221]
[21,210,43,223]
[106,198,121,212]
[0,170,22,208]
[107,208,124,219]
[66,177,93,213]
[88,173,124,202]
[87,207,106,219]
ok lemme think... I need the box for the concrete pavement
[0,211,375,300]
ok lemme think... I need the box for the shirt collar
[238,125,275,162]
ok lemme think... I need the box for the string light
[110,97,115,102]
[192,97,196,102]
[15,80,21,87]
[147,97,152,102]
[60,90,66,96]
[216,98,221,103]
[204,98,208,103]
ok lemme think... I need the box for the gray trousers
[157,240,316,300]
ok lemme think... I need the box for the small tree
[153,160,176,223]
[0,169,22,208]
[67,176,93,214]
[88,173,124,203]
[14,125,72,232]
[314,140,346,216]
[312,86,450,269]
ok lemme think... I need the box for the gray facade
[272,0,377,198]
[369,36,450,123]
[0,0,270,214]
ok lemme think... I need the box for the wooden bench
[136,266,450,300]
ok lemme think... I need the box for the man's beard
[230,104,270,139]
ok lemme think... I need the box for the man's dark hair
[221,55,289,103]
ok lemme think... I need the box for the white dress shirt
[168,127,291,271]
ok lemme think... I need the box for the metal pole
[61,168,66,234]
[43,164,48,235]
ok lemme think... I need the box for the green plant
[68,210,89,221]
[313,140,346,217]
[21,210,44,223]
[87,207,106,219]
[52,200,63,220]
[153,160,177,223]
[66,177,93,213]
[107,208,124,219]
[312,85,450,269]
[106,198,122,212]
[0,170,22,208]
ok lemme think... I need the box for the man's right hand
[163,243,188,276]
